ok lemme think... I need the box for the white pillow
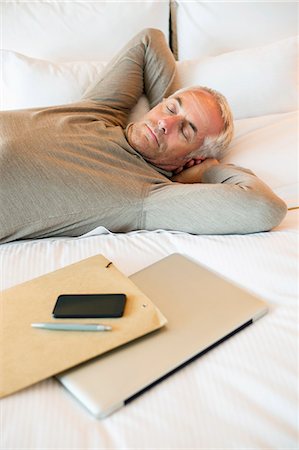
[1,49,151,120]
[176,37,298,119]
[3,36,297,120]
[1,50,107,110]
[223,110,298,208]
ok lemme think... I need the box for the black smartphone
[52,293,126,318]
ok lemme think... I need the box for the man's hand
[172,157,204,175]
[171,158,219,184]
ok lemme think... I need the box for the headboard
[2,1,170,61]
[171,1,297,60]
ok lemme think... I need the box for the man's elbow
[253,195,288,232]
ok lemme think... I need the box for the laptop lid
[57,253,267,418]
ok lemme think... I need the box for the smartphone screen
[52,294,126,318]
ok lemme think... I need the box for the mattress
[1,208,298,449]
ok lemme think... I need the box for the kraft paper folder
[0,255,167,397]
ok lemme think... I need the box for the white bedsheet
[1,210,298,449]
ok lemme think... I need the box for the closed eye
[181,125,189,141]
[173,96,198,138]
[166,105,176,114]
[165,98,195,142]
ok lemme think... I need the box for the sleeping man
[0,29,287,243]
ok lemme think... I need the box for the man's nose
[158,116,180,134]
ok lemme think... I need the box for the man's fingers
[185,160,195,168]
[173,166,184,174]
[173,157,209,175]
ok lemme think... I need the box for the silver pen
[31,323,112,331]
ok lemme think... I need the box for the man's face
[126,90,224,172]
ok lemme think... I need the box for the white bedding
[1,209,298,449]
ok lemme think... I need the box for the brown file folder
[0,254,167,397]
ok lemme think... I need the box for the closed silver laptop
[57,253,267,418]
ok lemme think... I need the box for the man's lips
[146,124,159,146]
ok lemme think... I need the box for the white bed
[1,2,298,449]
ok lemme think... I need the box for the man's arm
[142,163,287,235]
[81,28,178,128]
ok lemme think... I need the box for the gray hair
[171,86,234,160]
